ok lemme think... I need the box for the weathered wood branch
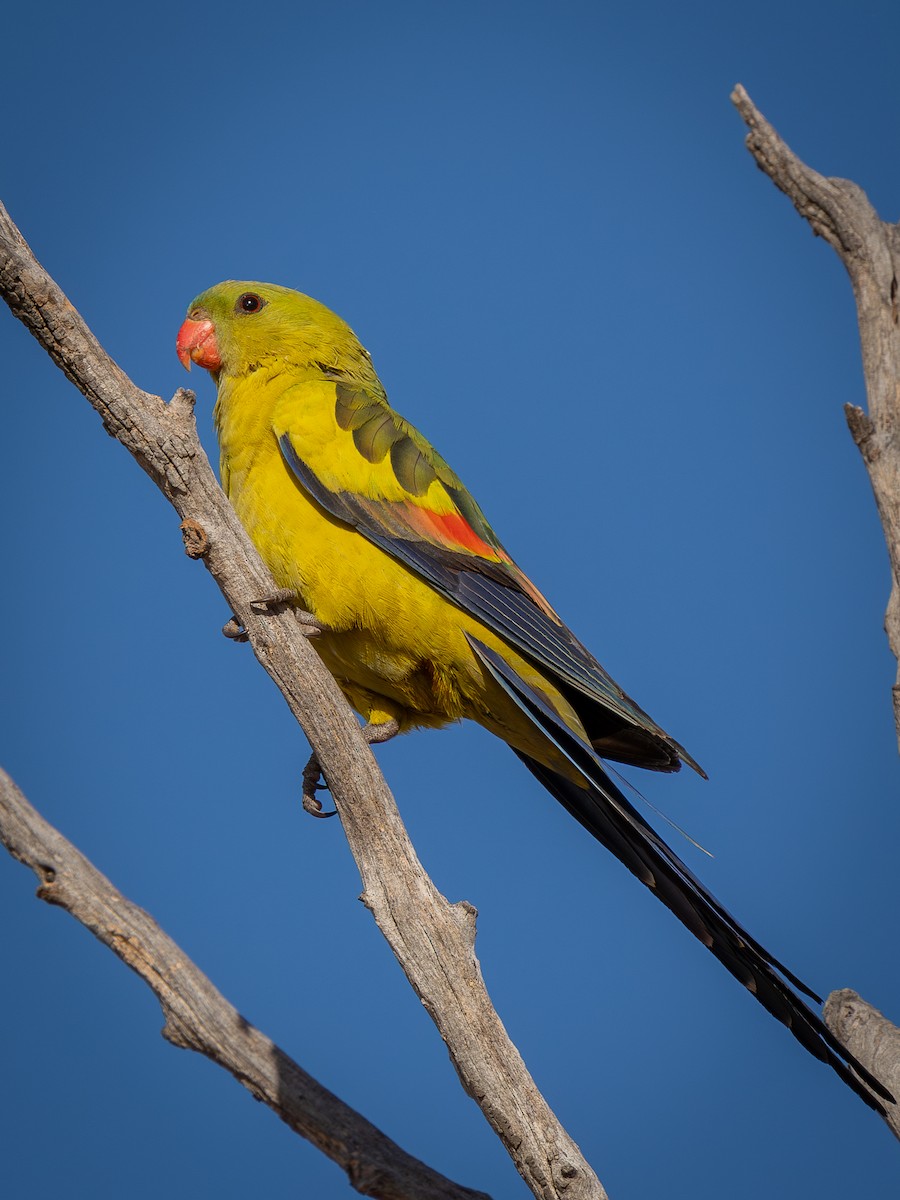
[732,83,900,747]
[0,202,605,1199]
[0,767,487,1200]
[824,991,900,1140]
[732,85,900,1132]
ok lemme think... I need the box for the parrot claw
[250,587,296,611]
[364,717,400,744]
[293,609,328,638]
[222,595,326,643]
[250,591,328,638]
[303,795,337,818]
[301,752,337,818]
[299,719,399,820]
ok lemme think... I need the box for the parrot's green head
[176,281,372,383]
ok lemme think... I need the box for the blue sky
[2,1,899,1196]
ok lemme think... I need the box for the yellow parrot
[177,280,888,1113]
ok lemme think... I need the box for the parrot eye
[236,292,266,315]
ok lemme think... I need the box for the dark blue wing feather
[278,431,702,775]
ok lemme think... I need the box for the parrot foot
[250,587,296,611]
[221,594,327,643]
[222,616,248,642]
[300,718,401,819]
[293,609,328,638]
[302,752,337,818]
[251,591,327,638]
[363,717,401,745]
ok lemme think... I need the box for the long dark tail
[517,751,890,1114]
[467,633,892,1113]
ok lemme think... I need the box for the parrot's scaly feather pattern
[177,280,892,1115]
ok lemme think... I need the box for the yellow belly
[223,434,585,777]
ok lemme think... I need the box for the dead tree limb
[0,766,488,1200]
[824,992,900,1140]
[732,84,900,1134]
[0,202,605,1200]
[731,83,900,747]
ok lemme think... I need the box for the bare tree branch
[824,991,900,1140]
[0,766,488,1200]
[732,84,900,1137]
[0,202,605,1200]
[731,82,900,747]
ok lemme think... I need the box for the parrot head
[176,281,373,382]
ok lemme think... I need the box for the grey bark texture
[732,85,900,1131]
[0,767,489,1200]
[732,83,900,746]
[824,992,900,1140]
[4,83,900,1194]
[0,201,605,1200]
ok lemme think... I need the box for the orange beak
[176,316,222,373]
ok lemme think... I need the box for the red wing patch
[422,509,509,560]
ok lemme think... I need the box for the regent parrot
[176,280,890,1113]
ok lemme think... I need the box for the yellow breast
[213,368,586,774]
